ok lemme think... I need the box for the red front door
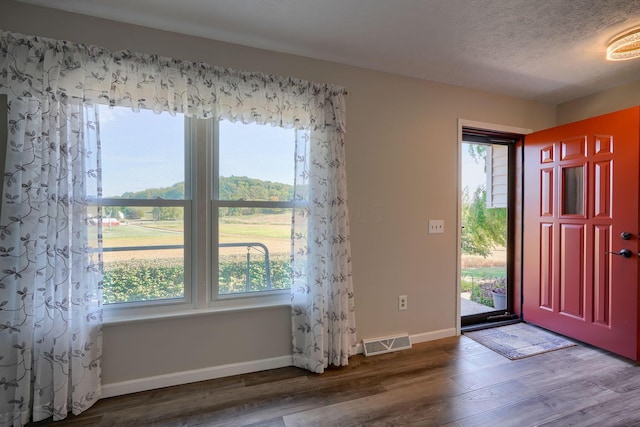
[523,107,640,360]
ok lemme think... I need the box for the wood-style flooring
[29,332,640,426]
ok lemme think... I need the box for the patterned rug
[463,323,577,360]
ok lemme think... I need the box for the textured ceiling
[14,0,640,104]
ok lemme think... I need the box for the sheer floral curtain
[0,29,355,423]
[0,95,103,425]
[291,125,356,373]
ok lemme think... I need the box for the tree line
[109,176,294,219]
[119,176,293,201]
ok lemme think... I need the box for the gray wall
[1,1,558,389]
[557,80,640,124]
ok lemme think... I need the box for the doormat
[463,323,577,360]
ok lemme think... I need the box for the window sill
[103,295,290,326]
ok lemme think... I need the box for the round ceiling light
[607,28,640,61]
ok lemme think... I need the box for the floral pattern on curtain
[291,127,356,373]
[0,95,103,425]
[0,31,345,131]
[0,29,355,423]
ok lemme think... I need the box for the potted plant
[491,277,507,310]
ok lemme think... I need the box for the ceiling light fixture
[607,28,640,61]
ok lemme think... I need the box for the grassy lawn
[219,213,291,243]
[95,212,292,258]
[99,223,182,245]
[219,222,290,239]
[461,266,506,293]
[219,212,291,254]
[461,266,506,279]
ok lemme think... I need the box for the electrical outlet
[398,295,408,311]
[428,219,444,234]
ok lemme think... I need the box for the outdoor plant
[490,277,507,294]
[103,256,292,304]
[218,253,291,294]
[102,258,184,304]
[468,276,506,308]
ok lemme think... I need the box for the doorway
[459,125,524,328]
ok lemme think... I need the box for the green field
[97,212,292,253]
[100,212,293,303]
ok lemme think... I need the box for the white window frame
[103,115,291,322]
[98,114,194,318]
[210,119,293,307]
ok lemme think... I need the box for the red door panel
[523,106,640,360]
[559,223,584,319]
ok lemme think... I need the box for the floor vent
[362,333,412,356]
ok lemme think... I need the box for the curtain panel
[0,95,103,426]
[0,31,346,131]
[291,128,356,373]
[0,28,355,424]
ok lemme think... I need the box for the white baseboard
[410,328,457,344]
[354,342,363,354]
[102,328,457,398]
[101,355,293,398]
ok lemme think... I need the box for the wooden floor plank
[283,376,470,426]
[26,335,640,427]
[537,387,640,426]
[449,380,615,426]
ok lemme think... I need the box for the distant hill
[121,182,185,200]
[119,176,293,201]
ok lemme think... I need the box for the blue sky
[98,106,483,198]
[98,106,295,198]
[219,120,295,186]
[461,143,486,194]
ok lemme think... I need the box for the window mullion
[192,117,214,309]
[210,118,220,303]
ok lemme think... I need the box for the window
[562,165,584,215]
[214,120,296,296]
[90,107,189,306]
[96,108,295,310]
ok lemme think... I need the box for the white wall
[1,1,558,393]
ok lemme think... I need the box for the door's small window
[563,165,584,215]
